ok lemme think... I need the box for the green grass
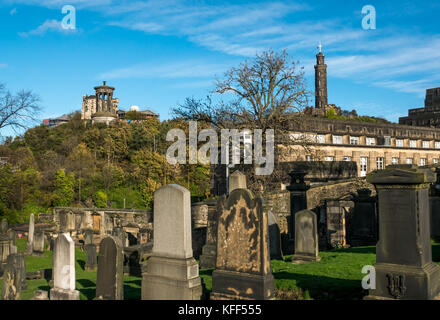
[4,240,440,300]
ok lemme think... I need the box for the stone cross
[292,210,320,263]
[50,233,79,300]
[96,236,124,300]
[365,165,440,300]
[211,188,274,300]
[142,184,202,300]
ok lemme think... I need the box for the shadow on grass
[79,288,96,300]
[273,271,367,300]
[77,259,85,271]
[200,269,214,276]
[125,279,141,286]
[77,279,95,288]
[37,285,51,291]
[124,283,141,300]
[327,246,376,254]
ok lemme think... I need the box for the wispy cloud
[10,7,17,15]
[18,19,79,37]
[0,64,7,68]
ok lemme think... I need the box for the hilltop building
[399,88,440,128]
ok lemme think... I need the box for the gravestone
[31,290,49,300]
[326,200,351,248]
[85,244,98,271]
[25,213,35,255]
[365,165,440,300]
[32,231,45,256]
[0,232,10,275]
[58,210,75,232]
[142,184,202,300]
[199,199,219,269]
[286,170,310,252]
[430,167,440,241]
[211,188,274,300]
[1,253,22,300]
[7,229,16,247]
[191,202,208,228]
[96,236,124,300]
[0,218,8,234]
[17,253,27,290]
[84,229,94,246]
[50,233,80,300]
[349,188,377,246]
[228,170,246,193]
[292,210,320,263]
[268,210,283,260]
[113,227,127,248]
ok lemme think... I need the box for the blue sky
[1,0,440,137]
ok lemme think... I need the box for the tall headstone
[85,244,98,271]
[0,232,10,275]
[228,170,246,193]
[25,213,35,255]
[292,210,320,263]
[365,165,440,300]
[326,200,349,248]
[96,236,124,300]
[58,210,75,233]
[113,227,127,248]
[17,253,27,290]
[141,184,202,300]
[286,170,310,251]
[50,233,80,300]
[84,229,94,246]
[199,199,219,269]
[349,188,378,246]
[32,230,45,256]
[1,253,22,300]
[211,188,274,300]
[268,210,283,260]
[430,167,440,241]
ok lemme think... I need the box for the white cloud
[18,19,79,37]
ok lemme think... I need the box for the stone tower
[314,44,328,109]
[91,81,118,125]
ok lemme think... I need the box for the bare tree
[0,83,42,135]
[172,49,312,191]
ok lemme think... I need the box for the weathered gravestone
[1,253,22,300]
[326,200,352,248]
[85,244,98,271]
[349,188,377,246]
[18,253,27,290]
[58,209,75,233]
[268,210,283,260]
[142,184,202,300]
[84,229,94,246]
[25,213,35,255]
[228,170,247,193]
[365,165,440,300]
[50,233,80,300]
[286,170,310,252]
[292,210,320,263]
[32,230,45,256]
[199,199,219,269]
[211,188,274,300]
[113,227,128,248]
[0,218,7,234]
[430,167,440,242]
[31,290,49,300]
[96,236,124,300]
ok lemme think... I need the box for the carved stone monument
[141,184,202,300]
[365,165,440,300]
[292,209,320,263]
[211,188,274,300]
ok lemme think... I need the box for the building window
[350,136,359,145]
[306,155,313,162]
[325,156,334,162]
[406,158,413,164]
[366,137,375,145]
[422,141,430,149]
[343,156,351,161]
[384,136,391,146]
[396,139,404,147]
[392,157,399,164]
[360,157,368,177]
[409,140,417,148]
[435,142,440,149]
[434,159,439,164]
[332,135,343,145]
[420,158,426,166]
[316,135,325,144]
[376,157,384,170]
